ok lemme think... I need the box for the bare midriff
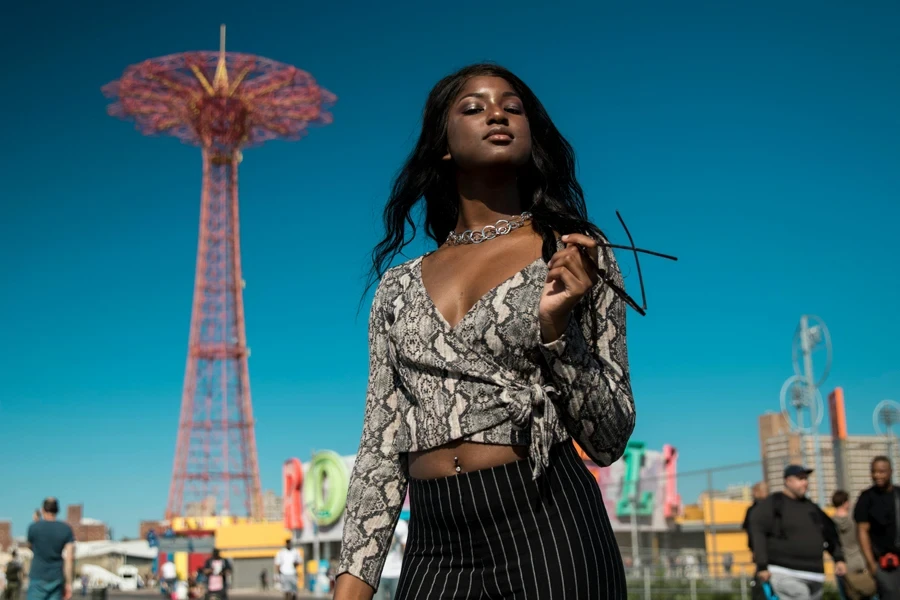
[408,441,528,480]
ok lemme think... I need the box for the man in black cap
[749,465,846,600]
[855,455,900,599]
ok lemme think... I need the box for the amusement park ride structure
[104,26,335,520]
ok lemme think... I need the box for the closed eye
[461,106,523,115]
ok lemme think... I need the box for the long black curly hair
[367,62,606,294]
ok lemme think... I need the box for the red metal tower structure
[104,26,335,520]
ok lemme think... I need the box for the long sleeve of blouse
[538,240,636,467]
[336,270,409,591]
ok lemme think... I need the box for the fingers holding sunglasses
[548,245,599,289]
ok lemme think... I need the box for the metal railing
[619,553,842,600]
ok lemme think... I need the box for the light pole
[780,315,832,506]
[630,493,640,568]
[874,400,900,481]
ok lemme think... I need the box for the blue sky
[1,1,898,537]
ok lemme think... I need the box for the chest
[866,493,898,527]
[390,258,545,368]
[778,503,821,534]
[420,248,544,329]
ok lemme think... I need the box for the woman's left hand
[539,233,603,342]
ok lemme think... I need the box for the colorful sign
[303,451,349,527]
[662,444,682,519]
[283,454,356,544]
[829,387,848,440]
[283,458,304,530]
[576,440,681,532]
[284,439,681,540]
[615,441,654,517]
[829,387,849,491]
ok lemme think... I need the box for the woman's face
[444,75,532,172]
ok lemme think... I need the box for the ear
[441,150,452,161]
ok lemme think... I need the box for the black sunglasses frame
[590,211,678,317]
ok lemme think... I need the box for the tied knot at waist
[501,383,559,480]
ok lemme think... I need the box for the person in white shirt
[378,520,409,600]
[274,541,301,600]
[160,561,178,597]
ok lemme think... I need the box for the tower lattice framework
[104,26,335,519]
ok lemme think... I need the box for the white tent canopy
[75,540,157,560]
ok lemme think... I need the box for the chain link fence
[621,555,842,600]
[613,459,843,599]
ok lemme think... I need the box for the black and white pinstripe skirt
[394,441,627,599]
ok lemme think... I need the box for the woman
[334,63,635,600]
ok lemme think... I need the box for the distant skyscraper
[262,489,283,523]
[759,411,893,504]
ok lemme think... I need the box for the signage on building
[304,450,350,527]
[283,452,352,531]
[283,440,682,539]
[157,535,215,554]
[283,458,304,530]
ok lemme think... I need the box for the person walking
[26,498,75,600]
[722,553,734,576]
[273,541,300,600]
[201,549,231,600]
[334,63,647,600]
[855,455,900,599]
[832,490,877,600]
[749,465,847,600]
[160,559,177,599]
[3,550,24,600]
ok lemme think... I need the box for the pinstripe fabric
[394,442,626,599]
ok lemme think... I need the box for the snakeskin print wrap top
[337,240,636,590]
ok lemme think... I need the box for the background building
[139,519,168,541]
[74,540,156,575]
[759,402,894,505]
[66,504,108,542]
[262,490,282,523]
[705,484,755,502]
[184,497,217,518]
[0,521,11,551]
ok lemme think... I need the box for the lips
[484,127,514,141]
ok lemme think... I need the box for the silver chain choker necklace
[445,212,532,246]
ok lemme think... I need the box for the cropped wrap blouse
[337,240,636,590]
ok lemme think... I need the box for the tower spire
[213,24,229,92]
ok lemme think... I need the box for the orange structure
[104,26,335,520]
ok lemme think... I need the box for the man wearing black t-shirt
[202,549,232,600]
[855,456,900,599]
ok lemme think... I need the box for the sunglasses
[590,211,678,317]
